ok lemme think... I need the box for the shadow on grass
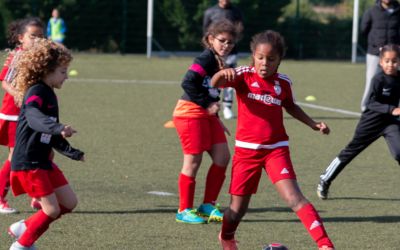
[72,206,292,215]
[243,215,400,223]
[326,196,400,201]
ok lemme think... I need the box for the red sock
[203,163,226,205]
[296,203,334,248]
[0,160,11,199]
[178,173,196,211]
[221,211,240,240]
[18,210,55,247]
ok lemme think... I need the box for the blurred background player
[360,0,400,111]
[0,17,44,214]
[47,8,66,44]
[212,30,334,250]
[317,44,400,200]
[203,0,243,119]
[8,38,84,250]
[172,19,239,224]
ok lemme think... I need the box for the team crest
[274,81,281,95]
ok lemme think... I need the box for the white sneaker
[0,199,18,214]
[8,220,26,240]
[223,107,234,120]
[9,241,36,250]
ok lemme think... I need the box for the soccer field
[1,53,400,250]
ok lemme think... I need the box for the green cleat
[175,208,207,224]
[198,203,223,223]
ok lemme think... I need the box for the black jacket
[12,82,83,171]
[356,71,400,137]
[361,0,400,55]
[180,49,221,109]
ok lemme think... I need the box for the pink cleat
[219,232,238,250]
[0,198,17,214]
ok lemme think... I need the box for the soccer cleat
[8,220,26,240]
[9,241,36,250]
[317,180,330,200]
[218,232,238,250]
[175,208,207,224]
[223,107,234,120]
[198,203,223,222]
[0,199,18,214]
[30,198,41,210]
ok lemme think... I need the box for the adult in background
[203,0,243,119]
[360,0,400,111]
[47,8,66,44]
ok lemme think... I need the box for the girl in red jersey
[211,30,335,250]
[0,17,44,214]
[7,39,84,250]
[173,19,240,224]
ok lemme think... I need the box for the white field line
[68,78,179,85]
[297,102,361,117]
[69,78,361,117]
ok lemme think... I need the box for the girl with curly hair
[7,38,84,250]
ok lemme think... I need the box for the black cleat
[317,180,330,200]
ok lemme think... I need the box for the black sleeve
[181,51,219,109]
[25,105,64,135]
[367,76,397,114]
[360,9,372,36]
[51,135,84,161]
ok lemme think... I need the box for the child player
[173,19,239,224]
[211,30,335,250]
[0,17,44,214]
[317,44,400,200]
[7,38,84,250]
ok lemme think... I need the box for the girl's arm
[1,81,17,97]
[285,104,330,134]
[210,68,236,88]
[25,106,64,135]
[51,135,84,161]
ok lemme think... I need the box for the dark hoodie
[361,0,400,55]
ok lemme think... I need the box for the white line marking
[68,78,179,85]
[68,78,362,117]
[297,102,361,117]
[147,191,175,196]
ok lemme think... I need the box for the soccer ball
[262,243,289,250]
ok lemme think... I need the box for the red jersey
[0,49,21,121]
[225,66,296,149]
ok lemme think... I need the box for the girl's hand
[221,68,237,82]
[314,122,330,135]
[80,155,85,162]
[207,102,220,115]
[392,107,400,116]
[61,125,77,138]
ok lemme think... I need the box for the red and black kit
[11,82,83,172]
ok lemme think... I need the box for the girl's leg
[0,148,16,213]
[204,142,230,205]
[17,193,59,247]
[275,179,334,249]
[178,153,202,211]
[220,194,251,240]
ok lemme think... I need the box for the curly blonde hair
[13,38,72,106]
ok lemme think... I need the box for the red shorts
[173,116,227,154]
[10,163,68,198]
[229,146,296,195]
[0,120,16,147]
